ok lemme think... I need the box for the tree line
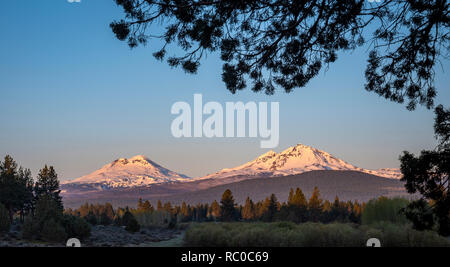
[0,155,62,223]
[213,188,363,224]
[67,187,363,227]
[0,155,91,242]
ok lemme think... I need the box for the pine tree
[0,155,32,222]
[35,165,62,210]
[17,167,34,222]
[157,200,163,211]
[242,197,255,221]
[103,203,115,219]
[180,201,190,222]
[209,200,220,219]
[288,188,307,207]
[323,200,332,212]
[31,195,65,239]
[351,201,362,224]
[400,105,450,235]
[321,200,332,223]
[277,203,290,222]
[255,202,264,219]
[308,187,323,222]
[111,1,448,111]
[288,188,294,204]
[287,188,308,223]
[122,210,140,232]
[202,204,209,221]
[220,189,236,222]
[142,200,153,212]
[262,194,279,222]
[329,196,345,222]
[164,202,173,214]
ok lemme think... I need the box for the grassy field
[183,222,450,247]
[147,233,185,247]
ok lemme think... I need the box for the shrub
[184,222,450,247]
[362,221,449,247]
[402,199,436,231]
[184,223,229,247]
[362,197,410,225]
[121,210,133,225]
[119,210,141,232]
[134,210,172,228]
[21,196,68,242]
[41,218,67,243]
[34,195,64,229]
[85,212,98,225]
[125,216,141,233]
[21,216,38,240]
[298,223,365,247]
[62,214,91,240]
[0,203,10,233]
[99,212,112,226]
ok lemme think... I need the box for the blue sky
[0,0,449,180]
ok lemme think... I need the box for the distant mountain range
[62,144,401,190]
[61,144,406,208]
[199,144,401,180]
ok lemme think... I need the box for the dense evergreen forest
[66,188,363,227]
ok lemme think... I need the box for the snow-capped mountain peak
[110,155,160,168]
[62,143,401,191]
[200,143,401,180]
[62,155,190,189]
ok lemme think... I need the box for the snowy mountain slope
[62,144,401,192]
[62,155,191,189]
[199,144,402,180]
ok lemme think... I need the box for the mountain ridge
[199,144,401,180]
[62,143,401,191]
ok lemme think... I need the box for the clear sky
[1,0,449,181]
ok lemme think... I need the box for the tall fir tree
[35,165,62,210]
[157,200,163,211]
[288,188,308,207]
[242,197,256,221]
[262,194,279,222]
[142,200,153,212]
[308,187,324,222]
[0,155,33,222]
[209,200,220,219]
[220,189,236,222]
[180,201,191,222]
[288,188,295,204]
[17,167,34,221]
[287,188,308,223]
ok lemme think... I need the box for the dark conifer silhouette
[111,0,449,110]
[220,189,237,221]
[35,165,62,210]
[0,156,34,222]
[400,105,450,236]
